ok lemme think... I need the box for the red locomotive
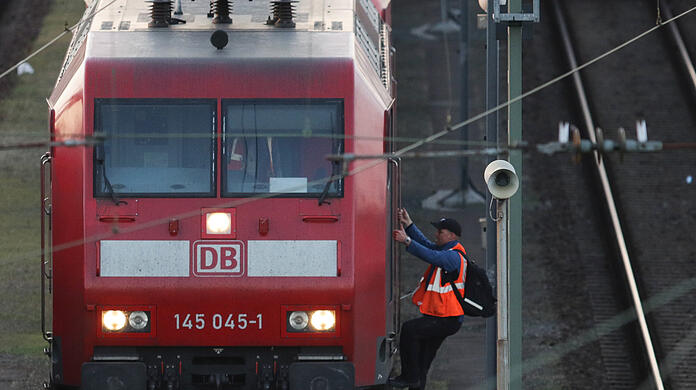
[41,0,397,388]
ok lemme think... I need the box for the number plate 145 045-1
[173,313,262,331]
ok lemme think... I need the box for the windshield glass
[222,100,344,197]
[94,99,216,197]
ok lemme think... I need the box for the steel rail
[551,1,665,389]
[658,1,696,99]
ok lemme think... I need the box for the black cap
[430,217,461,237]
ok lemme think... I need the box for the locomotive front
[43,0,397,389]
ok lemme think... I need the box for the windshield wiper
[318,143,342,206]
[95,144,123,205]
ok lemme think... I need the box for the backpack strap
[452,249,467,264]
[448,249,468,312]
[423,265,436,286]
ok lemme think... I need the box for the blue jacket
[405,223,463,273]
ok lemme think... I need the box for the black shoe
[387,375,420,388]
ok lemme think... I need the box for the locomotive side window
[222,100,344,197]
[93,99,216,197]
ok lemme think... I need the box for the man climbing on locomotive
[389,208,467,389]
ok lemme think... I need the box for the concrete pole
[497,199,510,390]
[507,0,523,387]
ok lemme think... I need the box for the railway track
[541,0,696,388]
[393,0,696,387]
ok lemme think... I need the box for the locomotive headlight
[285,308,337,334]
[310,310,336,331]
[128,311,149,330]
[102,310,127,331]
[288,311,309,330]
[206,212,232,234]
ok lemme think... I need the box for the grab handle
[40,152,53,342]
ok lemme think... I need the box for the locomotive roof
[56,0,391,96]
[89,0,364,34]
[77,0,385,59]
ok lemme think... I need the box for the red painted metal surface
[46,3,395,388]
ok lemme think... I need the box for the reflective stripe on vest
[411,242,467,317]
[425,267,465,293]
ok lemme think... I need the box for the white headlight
[206,212,232,234]
[103,310,127,331]
[128,311,149,330]
[289,311,309,330]
[310,310,336,331]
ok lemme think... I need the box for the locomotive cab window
[222,100,344,197]
[93,99,216,197]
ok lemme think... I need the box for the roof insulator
[210,0,233,24]
[269,0,297,28]
[148,0,173,28]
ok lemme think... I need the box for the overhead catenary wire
[552,1,665,388]
[392,3,696,159]
[26,132,693,272]
[657,0,696,97]
[0,3,693,389]
[0,138,101,151]
[0,0,693,378]
[0,0,694,283]
[2,0,696,265]
[0,132,498,149]
[0,29,72,82]
[0,133,500,152]
[0,0,118,82]
[1,4,695,159]
[4,133,694,154]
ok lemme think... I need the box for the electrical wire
[2,132,695,153]
[3,3,696,159]
[393,3,696,158]
[0,0,117,81]
[3,4,696,375]
[0,138,100,151]
[5,1,696,270]
[0,132,499,151]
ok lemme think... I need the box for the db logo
[192,241,245,276]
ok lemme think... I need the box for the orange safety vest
[411,242,467,317]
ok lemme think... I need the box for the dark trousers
[398,315,462,389]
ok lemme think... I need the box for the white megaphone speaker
[484,160,519,200]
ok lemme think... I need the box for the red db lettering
[201,247,218,270]
[194,242,244,276]
[220,247,238,270]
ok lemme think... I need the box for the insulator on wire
[558,122,570,144]
[266,6,278,25]
[269,0,297,28]
[148,0,173,28]
[636,120,648,143]
[571,125,582,163]
[595,127,605,164]
[211,0,233,24]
